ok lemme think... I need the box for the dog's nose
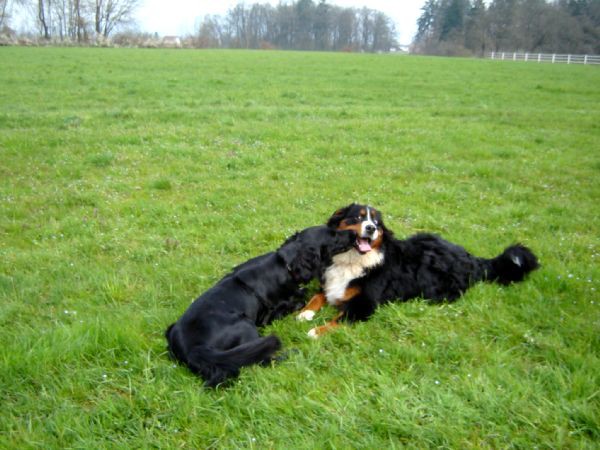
[365,224,376,234]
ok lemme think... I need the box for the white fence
[489,52,600,65]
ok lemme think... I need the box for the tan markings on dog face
[371,229,384,249]
[366,207,384,249]
[359,208,366,217]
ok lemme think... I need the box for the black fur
[327,204,540,322]
[165,225,356,387]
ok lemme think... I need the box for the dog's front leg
[307,311,345,338]
[305,286,362,337]
[298,285,362,321]
[296,292,326,321]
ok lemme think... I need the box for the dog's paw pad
[307,328,319,339]
[297,310,315,321]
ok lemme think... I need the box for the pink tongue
[357,238,372,253]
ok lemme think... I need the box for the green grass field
[1,47,599,448]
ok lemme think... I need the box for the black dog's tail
[484,244,539,285]
[166,325,281,387]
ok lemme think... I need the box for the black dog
[165,225,356,386]
[298,204,539,336]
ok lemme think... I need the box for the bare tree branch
[94,0,138,38]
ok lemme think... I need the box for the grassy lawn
[1,47,599,448]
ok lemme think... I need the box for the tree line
[0,0,140,42]
[194,1,397,52]
[2,0,597,54]
[414,0,600,56]
[0,0,397,52]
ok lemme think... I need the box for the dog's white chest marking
[323,249,384,305]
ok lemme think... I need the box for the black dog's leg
[259,300,305,326]
[342,294,379,323]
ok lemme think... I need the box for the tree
[93,0,139,39]
[51,0,86,41]
[295,0,315,50]
[372,11,394,51]
[196,14,222,48]
[487,0,518,51]
[332,7,356,50]
[414,0,600,55]
[314,0,331,50]
[0,0,26,32]
[24,0,135,40]
[414,0,470,55]
[440,0,469,41]
[559,0,600,53]
[36,0,51,39]
[10,0,398,50]
[246,4,274,48]
[359,7,372,50]
[464,0,488,55]
[73,0,84,42]
[512,0,549,51]
[1,0,12,30]
[416,0,439,42]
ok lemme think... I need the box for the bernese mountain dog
[165,225,356,386]
[297,203,539,337]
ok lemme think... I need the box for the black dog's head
[277,226,356,283]
[326,203,391,255]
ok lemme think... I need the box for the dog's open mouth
[356,237,372,254]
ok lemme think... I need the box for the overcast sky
[136,0,427,45]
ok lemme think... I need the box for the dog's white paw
[307,328,319,339]
[297,310,315,321]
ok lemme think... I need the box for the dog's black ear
[324,228,356,257]
[327,204,354,228]
[277,239,300,267]
[278,242,320,283]
[293,246,321,283]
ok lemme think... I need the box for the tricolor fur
[299,203,540,336]
[323,241,384,305]
[323,204,387,305]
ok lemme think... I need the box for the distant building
[162,36,181,48]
